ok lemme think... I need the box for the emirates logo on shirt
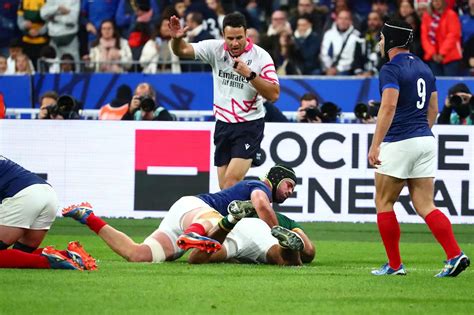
[134,130,211,211]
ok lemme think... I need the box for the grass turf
[0,218,473,314]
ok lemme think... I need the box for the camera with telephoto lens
[449,94,463,107]
[304,107,323,121]
[354,101,381,120]
[45,95,79,119]
[138,95,157,112]
[449,94,474,108]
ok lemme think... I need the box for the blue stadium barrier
[1,73,473,113]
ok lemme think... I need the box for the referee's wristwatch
[246,71,257,81]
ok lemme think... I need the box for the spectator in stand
[463,38,474,75]
[17,0,48,69]
[296,93,322,123]
[183,11,214,72]
[414,0,430,17]
[80,0,120,43]
[185,11,215,43]
[86,20,132,73]
[323,0,362,33]
[404,10,424,58]
[395,0,416,19]
[5,38,23,74]
[394,0,424,58]
[40,0,80,62]
[371,0,390,21]
[140,18,181,73]
[460,0,474,44]
[267,10,292,37]
[60,53,75,73]
[421,0,462,76]
[206,0,226,31]
[290,0,328,36]
[320,9,360,75]
[121,82,174,121]
[38,90,58,119]
[99,84,132,120]
[0,0,20,56]
[293,14,321,75]
[38,45,60,73]
[274,31,303,75]
[260,10,292,60]
[184,0,221,39]
[116,0,159,62]
[15,53,34,74]
[0,55,7,74]
[246,27,260,44]
[353,11,383,77]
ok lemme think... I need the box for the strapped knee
[12,242,37,253]
[0,240,11,250]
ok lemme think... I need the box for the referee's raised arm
[169,15,195,59]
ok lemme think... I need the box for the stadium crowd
[0,0,472,76]
[1,0,473,124]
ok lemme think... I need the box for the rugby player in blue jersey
[0,156,95,270]
[368,20,469,277]
[62,164,305,265]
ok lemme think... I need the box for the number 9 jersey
[379,52,436,142]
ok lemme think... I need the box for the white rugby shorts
[144,196,218,261]
[376,136,436,179]
[223,218,278,263]
[0,184,58,230]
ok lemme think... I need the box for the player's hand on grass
[368,145,381,167]
[169,15,189,39]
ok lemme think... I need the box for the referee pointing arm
[170,12,280,189]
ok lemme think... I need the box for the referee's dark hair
[223,12,247,30]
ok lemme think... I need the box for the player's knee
[126,246,153,263]
[127,251,151,262]
[12,242,37,253]
[0,241,11,250]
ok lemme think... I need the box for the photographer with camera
[295,93,341,123]
[38,91,81,120]
[437,83,474,125]
[353,100,380,123]
[296,93,322,123]
[121,83,173,121]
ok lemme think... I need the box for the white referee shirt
[191,39,279,123]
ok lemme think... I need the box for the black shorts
[214,118,264,167]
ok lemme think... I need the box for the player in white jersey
[170,12,280,189]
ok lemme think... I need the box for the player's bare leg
[406,178,436,218]
[95,225,154,262]
[218,158,252,189]
[0,226,28,247]
[372,173,407,275]
[16,229,48,249]
[63,202,169,262]
[408,178,469,277]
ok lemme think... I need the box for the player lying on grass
[185,201,315,266]
[0,155,96,271]
[62,164,299,263]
